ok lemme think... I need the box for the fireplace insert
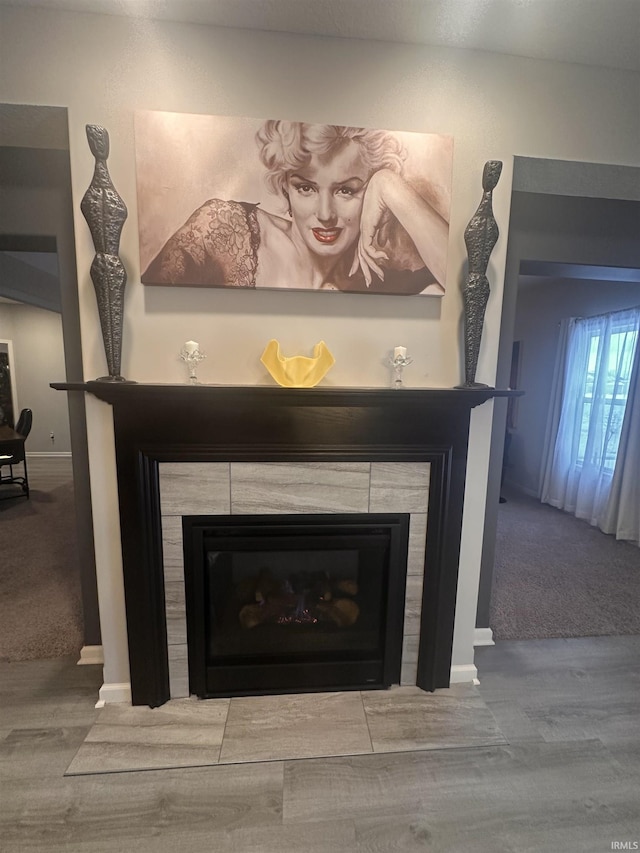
[183,513,409,698]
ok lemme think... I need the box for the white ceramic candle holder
[179,341,206,385]
[388,347,413,389]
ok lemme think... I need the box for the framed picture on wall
[135,111,453,296]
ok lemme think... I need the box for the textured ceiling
[1,0,638,71]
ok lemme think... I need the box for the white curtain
[599,331,640,544]
[540,306,640,542]
[538,317,572,499]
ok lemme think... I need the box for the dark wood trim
[417,450,451,688]
[53,381,515,408]
[52,382,521,707]
[137,454,169,707]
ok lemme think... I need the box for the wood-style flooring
[3,454,74,494]
[1,636,638,852]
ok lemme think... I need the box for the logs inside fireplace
[184,514,409,697]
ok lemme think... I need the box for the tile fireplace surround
[160,460,430,698]
[54,382,514,707]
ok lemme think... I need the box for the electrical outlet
[50,432,55,443]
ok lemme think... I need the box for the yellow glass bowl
[260,340,335,388]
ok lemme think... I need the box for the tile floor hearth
[65,684,506,776]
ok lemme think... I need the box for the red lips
[312,228,342,244]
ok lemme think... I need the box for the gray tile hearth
[65,698,230,775]
[63,684,506,775]
[219,690,372,764]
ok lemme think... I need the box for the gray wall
[508,277,640,496]
[0,300,71,452]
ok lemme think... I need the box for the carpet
[490,488,640,640]
[0,481,84,661]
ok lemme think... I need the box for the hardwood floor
[1,636,638,852]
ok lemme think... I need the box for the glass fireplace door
[184,514,409,698]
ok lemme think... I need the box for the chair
[0,407,32,499]
[15,408,32,437]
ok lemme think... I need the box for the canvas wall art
[135,111,453,296]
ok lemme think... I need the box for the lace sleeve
[142,199,260,287]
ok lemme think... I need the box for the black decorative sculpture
[80,125,131,382]
[457,160,503,389]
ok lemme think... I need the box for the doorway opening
[0,103,100,659]
[477,159,640,643]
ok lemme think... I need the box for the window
[541,305,640,524]
[579,320,638,473]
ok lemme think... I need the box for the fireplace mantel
[53,381,518,707]
[54,382,513,417]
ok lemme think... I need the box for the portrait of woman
[136,111,452,296]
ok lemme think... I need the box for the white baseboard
[77,645,104,665]
[449,663,478,684]
[474,628,495,647]
[27,451,72,458]
[97,682,132,706]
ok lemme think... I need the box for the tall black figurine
[80,125,131,382]
[458,160,502,389]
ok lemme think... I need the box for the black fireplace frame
[52,382,518,707]
[184,512,410,698]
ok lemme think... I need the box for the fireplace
[52,381,516,707]
[161,460,429,698]
[184,513,409,697]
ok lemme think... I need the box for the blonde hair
[256,120,406,199]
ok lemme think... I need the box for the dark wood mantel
[55,380,512,410]
[53,381,519,707]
